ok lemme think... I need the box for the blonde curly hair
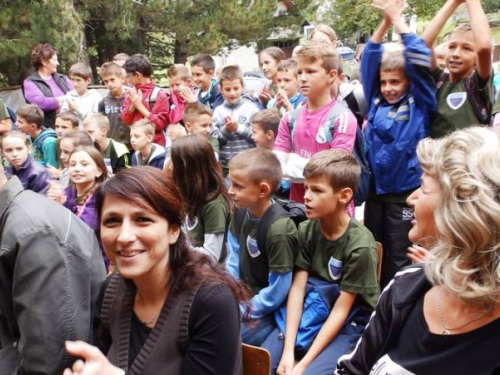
[418,127,500,309]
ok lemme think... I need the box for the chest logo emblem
[328,257,343,281]
[446,92,467,110]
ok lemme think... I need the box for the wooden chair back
[242,343,271,375]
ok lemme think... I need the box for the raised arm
[466,0,492,80]
[422,0,464,47]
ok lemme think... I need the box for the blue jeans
[262,316,368,375]
[241,315,277,346]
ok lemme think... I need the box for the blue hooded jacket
[361,33,437,195]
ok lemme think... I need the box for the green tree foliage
[0,0,82,85]
[0,0,315,87]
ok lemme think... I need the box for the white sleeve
[273,150,309,183]
[191,232,225,263]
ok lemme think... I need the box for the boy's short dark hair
[191,54,216,73]
[123,54,152,77]
[57,111,79,128]
[69,62,93,80]
[277,58,299,76]
[251,109,280,136]
[304,149,361,194]
[99,62,124,78]
[16,105,44,128]
[167,64,192,80]
[219,65,244,87]
[296,40,340,72]
[182,102,213,124]
[229,148,282,194]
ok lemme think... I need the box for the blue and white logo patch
[316,126,328,144]
[446,92,467,110]
[185,215,199,231]
[328,257,343,280]
[246,236,261,258]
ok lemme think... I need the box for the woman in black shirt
[336,126,500,375]
[63,167,249,375]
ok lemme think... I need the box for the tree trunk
[174,38,188,64]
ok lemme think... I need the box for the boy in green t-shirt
[226,147,298,346]
[263,149,379,375]
[423,0,493,138]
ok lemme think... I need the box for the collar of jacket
[0,177,24,220]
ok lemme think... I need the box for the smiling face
[297,57,335,100]
[260,52,279,81]
[68,150,102,189]
[221,79,243,104]
[1,136,30,170]
[191,65,213,92]
[379,70,410,104]
[446,30,477,82]
[100,195,180,281]
[303,175,348,220]
[406,173,441,246]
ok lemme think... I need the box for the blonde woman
[336,127,500,375]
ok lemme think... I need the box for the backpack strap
[324,101,350,144]
[255,203,291,255]
[286,106,303,152]
[148,86,162,109]
[232,208,247,241]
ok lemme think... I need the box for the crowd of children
[3,0,500,372]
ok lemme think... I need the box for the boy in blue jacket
[361,0,436,287]
[130,119,167,169]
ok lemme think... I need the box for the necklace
[435,288,488,335]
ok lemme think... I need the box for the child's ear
[147,133,154,142]
[327,69,338,85]
[266,130,275,140]
[185,122,193,134]
[86,78,92,85]
[259,181,272,197]
[208,69,215,77]
[338,187,353,205]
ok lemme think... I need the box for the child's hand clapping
[47,180,66,204]
[276,88,292,112]
[372,0,407,20]
[224,116,238,133]
[128,87,143,108]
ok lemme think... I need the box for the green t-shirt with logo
[230,212,298,296]
[295,219,379,310]
[186,194,228,247]
[431,70,493,139]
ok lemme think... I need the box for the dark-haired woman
[23,44,73,128]
[170,134,231,263]
[63,167,248,375]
